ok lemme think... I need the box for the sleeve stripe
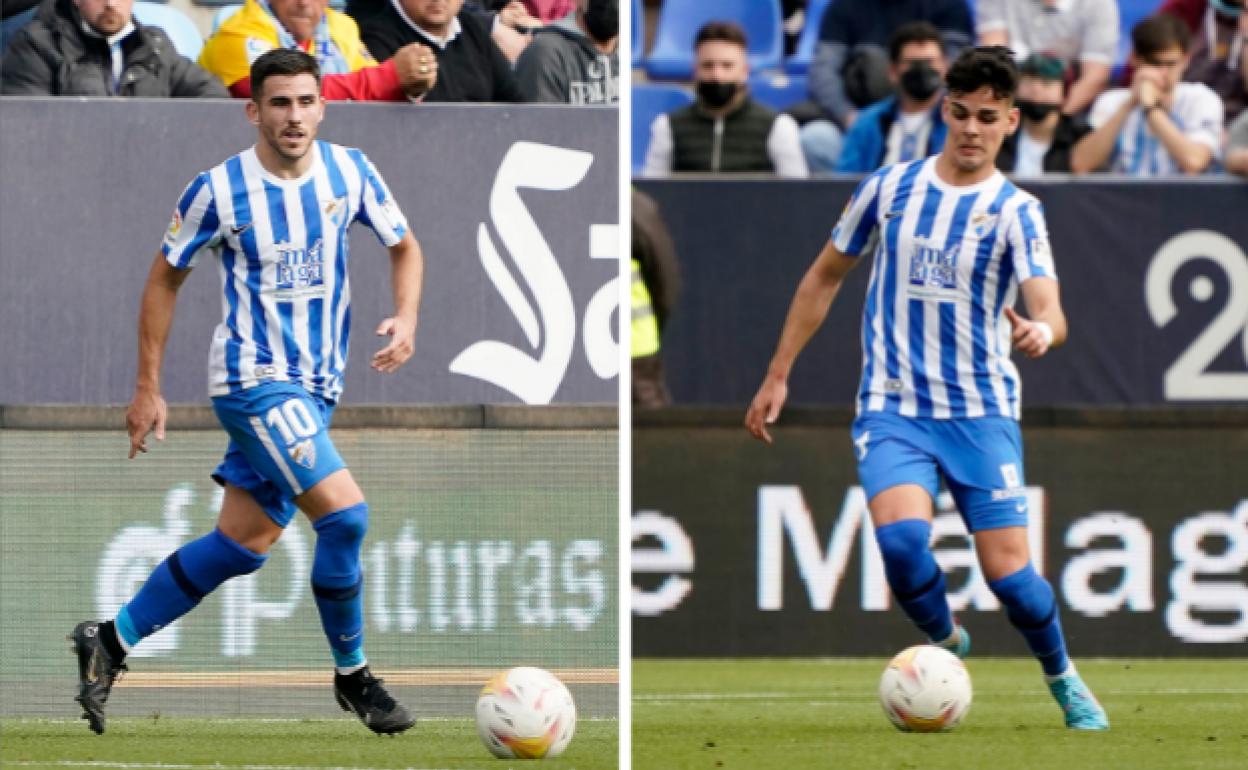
[162,175,219,269]
[832,169,884,256]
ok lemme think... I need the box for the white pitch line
[7,762,473,770]
[634,688,1248,701]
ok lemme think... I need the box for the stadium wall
[634,177,1248,407]
[0,406,618,717]
[0,100,619,406]
[632,407,1248,657]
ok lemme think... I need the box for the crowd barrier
[0,99,619,405]
[634,177,1248,407]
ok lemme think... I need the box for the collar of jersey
[245,145,322,187]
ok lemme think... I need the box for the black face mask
[696,80,739,109]
[582,0,619,42]
[899,62,942,101]
[1016,99,1061,122]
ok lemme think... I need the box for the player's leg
[295,467,416,735]
[942,417,1107,730]
[71,482,277,734]
[854,413,966,655]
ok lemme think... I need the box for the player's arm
[372,232,424,373]
[1005,277,1066,360]
[745,239,859,444]
[127,254,192,458]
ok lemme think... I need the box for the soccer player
[745,46,1109,731]
[70,48,424,736]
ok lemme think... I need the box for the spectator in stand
[359,0,524,102]
[631,188,680,408]
[521,0,573,23]
[200,0,437,100]
[1160,0,1248,123]
[347,0,540,62]
[1072,14,1222,175]
[515,0,617,104]
[2,0,40,51]
[642,21,808,177]
[1,0,227,96]
[832,22,949,173]
[997,53,1091,175]
[976,0,1119,116]
[796,0,973,173]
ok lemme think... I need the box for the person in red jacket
[1160,0,1248,121]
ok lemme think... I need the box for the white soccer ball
[878,645,972,732]
[475,666,577,759]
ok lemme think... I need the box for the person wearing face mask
[996,54,1090,175]
[1158,0,1248,122]
[641,21,807,177]
[830,22,949,173]
[515,0,617,104]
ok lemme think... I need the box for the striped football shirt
[161,140,408,402]
[831,156,1057,420]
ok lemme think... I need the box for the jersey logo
[323,197,347,227]
[163,210,182,245]
[971,210,998,238]
[854,431,871,461]
[289,438,316,470]
[908,239,960,298]
[273,238,325,300]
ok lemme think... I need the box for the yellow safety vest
[631,259,660,358]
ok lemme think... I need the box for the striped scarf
[257,0,352,75]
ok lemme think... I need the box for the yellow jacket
[199,0,375,87]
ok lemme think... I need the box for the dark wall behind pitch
[0,100,618,405]
[635,177,1248,407]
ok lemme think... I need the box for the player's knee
[874,519,936,594]
[313,501,369,546]
[988,563,1055,627]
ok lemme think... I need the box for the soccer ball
[878,645,972,732]
[475,666,577,759]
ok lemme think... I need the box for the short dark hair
[1018,53,1066,81]
[944,45,1018,101]
[695,20,748,49]
[889,21,943,64]
[250,48,321,100]
[1132,14,1190,57]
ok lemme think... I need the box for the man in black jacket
[996,54,1089,175]
[358,0,524,102]
[1,0,227,96]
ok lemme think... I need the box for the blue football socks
[989,562,1070,676]
[116,528,268,649]
[311,502,369,671]
[874,519,954,643]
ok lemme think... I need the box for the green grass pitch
[633,658,1248,770]
[0,717,619,770]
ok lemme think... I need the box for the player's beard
[267,124,315,163]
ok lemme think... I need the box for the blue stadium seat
[632,0,644,68]
[132,2,203,60]
[748,73,808,111]
[632,83,693,174]
[212,4,243,32]
[1113,0,1161,82]
[785,0,830,75]
[644,0,784,81]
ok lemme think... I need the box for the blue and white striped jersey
[1087,83,1222,177]
[831,157,1057,420]
[161,140,408,403]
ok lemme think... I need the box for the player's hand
[1131,68,1162,107]
[745,375,788,445]
[1004,307,1052,359]
[126,388,167,459]
[393,43,438,99]
[372,316,417,373]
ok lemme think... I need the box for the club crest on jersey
[324,197,347,227]
[970,210,998,238]
[289,438,316,470]
[908,239,960,295]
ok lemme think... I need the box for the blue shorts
[850,412,1029,532]
[211,381,345,528]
